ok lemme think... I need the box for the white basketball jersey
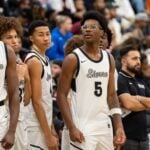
[0,41,7,101]
[18,80,25,121]
[25,50,53,127]
[70,48,110,130]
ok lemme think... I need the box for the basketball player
[0,16,31,149]
[25,20,59,149]
[57,11,126,150]
[0,41,19,149]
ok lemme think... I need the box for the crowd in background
[0,0,149,61]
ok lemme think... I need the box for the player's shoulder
[26,56,41,68]
[65,51,78,62]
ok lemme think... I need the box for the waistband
[0,100,5,106]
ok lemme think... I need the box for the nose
[137,58,141,65]
[12,37,18,44]
[44,34,49,41]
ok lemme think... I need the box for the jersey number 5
[94,82,102,97]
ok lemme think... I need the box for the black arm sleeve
[117,75,130,96]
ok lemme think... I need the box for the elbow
[32,98,41,110]
[56,92,66,104]
[56,92,62,104]
[122,102,133,110]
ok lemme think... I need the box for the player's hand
[46,135,59,150]
[1,130,15,149]
[114,127,126,150]
[69,127,85,143]
[51,126,59,139]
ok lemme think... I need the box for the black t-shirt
[117,70,150,141]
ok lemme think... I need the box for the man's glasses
[81,24,103,30]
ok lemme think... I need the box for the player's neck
[82,44,100,54]
[32,44,45,57]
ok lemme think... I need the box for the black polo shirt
[117,70,150,141]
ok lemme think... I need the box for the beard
[127,65,141,74]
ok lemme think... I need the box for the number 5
[94,82,102,97]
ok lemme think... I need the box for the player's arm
[24,64,31,106]
[2,45,20,149]
[6,45,20,133]
[107,54,126,147]
[57,54,77,129]
[26,58,58,148]
[57,53,84,143]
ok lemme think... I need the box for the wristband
[110,108,122,116]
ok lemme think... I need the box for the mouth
[12,45,19,49]
[44,43,50,46]
[84,34,93,39]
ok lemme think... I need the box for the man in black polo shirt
[117,45,150,150]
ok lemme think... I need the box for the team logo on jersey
[87,68,108,78]
[81,60,87,63]
[19,80,25,86]
[138,83,145,89]
[0,64,4,69]
[46,73,51,81]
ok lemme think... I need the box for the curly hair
[0,16,23,39]
[64,35,84,55]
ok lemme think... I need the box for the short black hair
[120,45,140,58]
[52,60,63,68]
[28,20,49,35]
[81,11,108,33]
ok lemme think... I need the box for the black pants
[122,139,149,150]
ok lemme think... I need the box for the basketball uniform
[25,50,53,150]
[0,41,9,150]
[68,48,114,150]
[11,78,27,150]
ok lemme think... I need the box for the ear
[29,35,33,43]
[121,56,127,66]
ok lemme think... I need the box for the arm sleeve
[117,76,130,96]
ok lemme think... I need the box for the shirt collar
[119,70,134,78]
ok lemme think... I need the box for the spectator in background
[51,60,64,149]
[116,0,135,30]
[123,12,150,46]
[132,12,149,40]
[64,35,84,55]
[92,0,106,12]
[45,9,58,30]
[140,53,150,148]
[117,44,150,150]
[72,0,86,22]
[130,0,145,14]
[146,0,150,14]
[106,1,123,46]
[48,0,76,13]
[46,15,73,60]
[140,53,150,91]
